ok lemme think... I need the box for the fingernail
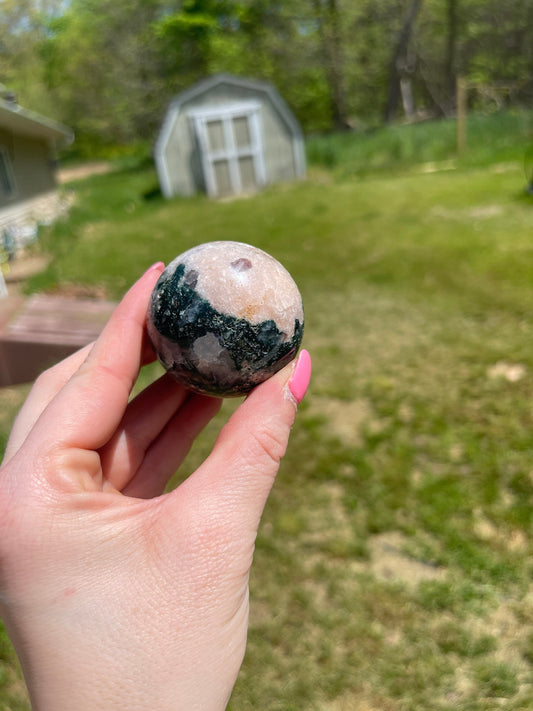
[288,349,311,404]
[145,261,165,276]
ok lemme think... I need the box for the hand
[0,263,311,711]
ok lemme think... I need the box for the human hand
[0,263,311,711]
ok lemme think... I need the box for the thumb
[167,349,311,534]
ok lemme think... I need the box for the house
[155,74,306,199]
[0,90,73,243]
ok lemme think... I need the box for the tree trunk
[400,77,415,119]
[445,0,459,102]
[314,0,351,131]
[384,0,424,124]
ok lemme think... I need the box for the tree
[416,0,533,117]
[384,0,424,123]
[153,0,229,88]
[43,0,166,147]
[0,0,63,115]
[3,0,532,151]
[312,0,350,130]
[445,0,459,99]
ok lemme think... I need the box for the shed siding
[183,82,260,110]
[166,118,194,196]
[260,102,296,182]
[172,111,205,196]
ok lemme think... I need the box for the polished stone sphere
[147,241,304,397]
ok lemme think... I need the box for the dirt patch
[469,204,504,219]
[301,481,355,548]
[48,282,110,300]
[5,253,51,284]
[366,531,446,585]
[418,159,457,174]
[487,361,526,382]
[431,204,504,220]
[489,161,520,174]
[309,396,372,447]
[58,162,112,184]
[322,693,393,711]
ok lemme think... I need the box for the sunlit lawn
[1,147,532,709]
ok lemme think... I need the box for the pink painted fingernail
[145,261,165,275]
[288,349,311,404]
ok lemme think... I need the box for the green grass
[2,116,533,709]
[307,109,533,179]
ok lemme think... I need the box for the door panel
[238,156,257,191]
[213,159,232,197]
[233,116,251,149]
[193,106,265,197]
[206,120,225,152]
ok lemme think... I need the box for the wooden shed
[0,92,73,236]
[155,74,306,199]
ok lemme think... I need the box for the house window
[0,146,16,200]
[191,103,266,198]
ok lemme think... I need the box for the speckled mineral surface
[147,241,304,397]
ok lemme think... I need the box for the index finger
[23,263,164,455]
[3,342,93,464]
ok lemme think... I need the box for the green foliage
[0,0,63,117]
[155,11,218,40]
[152,0,225,83]
[3,0,533,151]
[0,624,27,710]
[41,0,169,146]
[308,109,533,177]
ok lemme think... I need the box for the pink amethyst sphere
[147,241,304,397]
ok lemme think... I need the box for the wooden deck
[0,294,116,386]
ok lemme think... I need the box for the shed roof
[0,98,73,149]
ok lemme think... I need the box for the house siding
[0,131,55,208]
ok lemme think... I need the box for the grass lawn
[1,117,532,709]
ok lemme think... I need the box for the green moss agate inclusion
[148,261,304,397]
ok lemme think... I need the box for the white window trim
[190,103,266,197]
[189,101,260,121]
[0,145,17,201]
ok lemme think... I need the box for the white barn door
[192,103,266,197]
